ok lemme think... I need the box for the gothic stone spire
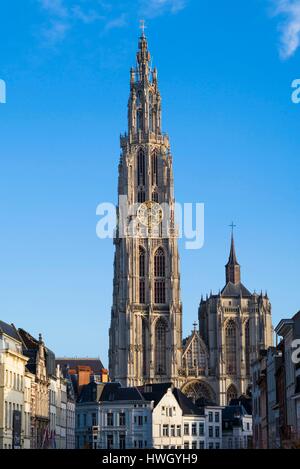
[225,232,241,284]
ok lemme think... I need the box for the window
[215,426,220,438]
[137,109,143,131]
[107,434,113,450]
[215,442,220,449]
[226,320,237,375]
[154,247,165,277]
[151,150,158,186]
[170,425,175,437]
[245,320,250,375]
[184,442,189,449]
[184,424,189,436]
[138,189,145,203]
[142,319,147,377]
[154,248,166,304]
[138,415,143,426]
[119,413,126,426]
[92,413,97,426]
[208,411,213,422]
[162,425,169,437]
[209,426,213,438]
[176,425,181,437]
[199,423,204,436]
[215,412,220,423]
[155,319,167,375]
[191,423,197,436]
[192,441,197,449]
[83,414,87,426]
[154,281,165,304]
[139,247,146,304]
[107,413,113,426]
[139,247,145,277]
[209,442,214,449]
[119,434,126,450]
[137,149,145,186]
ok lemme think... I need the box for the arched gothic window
[154,247,165,277]
[137,149,145,186]
[226,319,237,375]
[227,384,238,404]
[139,247,145,304]
[245,320,250,375]
[154,248,166,304]
[155,319,167,375]
[151,150,158,186]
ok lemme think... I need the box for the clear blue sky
[0,1,299,366]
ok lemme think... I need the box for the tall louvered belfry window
[142,319,147,376]
[139,247,145,304]
[245,320,250,375]
[151,149,158,186]
[137,149,145,186]
[226,319,237,375]
[155,319,167,375]
[154,247,165,304]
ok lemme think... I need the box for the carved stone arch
[227,383,238,404]
[181,380,216,405]
[182,332,209,377]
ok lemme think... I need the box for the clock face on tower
[137,200,163,229]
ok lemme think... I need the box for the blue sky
[0,0,299,366]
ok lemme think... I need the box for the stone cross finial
[139,19,146,36]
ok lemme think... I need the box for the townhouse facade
[76,381,223,449]
[0,320,76,449]
[252,310,300,449]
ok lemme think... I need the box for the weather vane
[139,19,146,36]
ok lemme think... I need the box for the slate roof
[56,358,105,373]
[226,234,239,266]
[222,405,249,430]
[172,388,203,416]
[78,382,146,404]
[0,320,20,342]
[138,383,173,406]
[138,383,203,416]
[229,396,252,415]
[221,281,252,298]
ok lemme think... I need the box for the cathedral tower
[109,32,182,387]
[198,233,273,405]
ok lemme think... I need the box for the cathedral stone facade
[182,234,273,406]
[109,32,182,387]
[108,33,273,404]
